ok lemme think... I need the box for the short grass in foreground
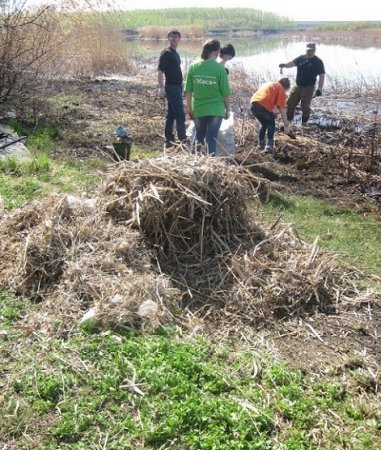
[0,155,104,209]
[259,193,381,277]
[0,292,380,449]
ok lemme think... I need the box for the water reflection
[126,37,381,88]
[236,41,381,89]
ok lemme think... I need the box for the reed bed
[138,25,204,40]
[0,155,378,333]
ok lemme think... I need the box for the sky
[25,0,381,22]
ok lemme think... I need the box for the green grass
[130,145,162,160]
[259,193,381,276]
[9,119,60,154]
[90,8,292,31]
[0,156,104,209]
[0,311,379,449]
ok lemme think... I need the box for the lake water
[127,36,381,89]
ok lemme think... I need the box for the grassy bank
[1,291,380,449]
[259,194,381,277]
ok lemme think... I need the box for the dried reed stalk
[0,154,378,333]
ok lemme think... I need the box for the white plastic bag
[186,113,235,156]
[216,112,235,157]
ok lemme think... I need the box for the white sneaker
[264,145,273,154]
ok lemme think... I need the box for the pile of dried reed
[0,194,180,331]
[0,155,378,333]
[100,155,264,294]
[101,156,263,255]
[100,155,378,321]
[210,228,373,326]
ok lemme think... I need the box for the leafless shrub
[0,1,63,108]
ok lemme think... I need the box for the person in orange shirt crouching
[250,77,292,154]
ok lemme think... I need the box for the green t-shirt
[185,59,231,118]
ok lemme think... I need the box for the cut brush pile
[0,194,180,332]
[0,155,378,333]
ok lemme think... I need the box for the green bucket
[112,137,133,161]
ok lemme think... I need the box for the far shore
[126,27,381,48]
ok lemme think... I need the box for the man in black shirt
[158,30,186,148]
[279,43,325,124]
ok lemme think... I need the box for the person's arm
[279,61,296,69]
[158,71,166,99]
[317,73,325,91]
[224,96,230,119]
[158,70,164,89]
[186,92,194,120]
[279,107,289,127]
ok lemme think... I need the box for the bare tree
[0,0,62,107]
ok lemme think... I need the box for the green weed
[9,119,60,154]
[0,289,24,324]
[0,174,42,208]
[0,328,379,449]
[27,128,59,153]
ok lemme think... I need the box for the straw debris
[0,154,378,333]
[0,194,180,331]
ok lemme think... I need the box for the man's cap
[306,43,316,51]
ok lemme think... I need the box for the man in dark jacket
[279,43,325,124]
[158,30,186,148]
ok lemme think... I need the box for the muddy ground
[51,70,381,215]
[27,68,381,378]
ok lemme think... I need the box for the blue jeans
[165,84,186,142]
[194,116,223,155]
[251,103,275,142]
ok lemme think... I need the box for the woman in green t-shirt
[185,39,232,155]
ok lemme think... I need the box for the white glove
[284,124,292,135]
[158,88,166,99]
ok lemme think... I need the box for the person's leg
[253,106,275,152]
[164,86,175,144]
[205,116,223,155]
[251,104,268,148]
[286,86,301,122]
[166,85,186,141]
[267,112,275,142]
[194,117,208,154]
[300,85,315,124]
[265,113,276,150]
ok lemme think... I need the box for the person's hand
[224,110,230,120]
[314,89,322,97]
[158,88,166,99]
[284,124,292,135]
[279,63,286,68]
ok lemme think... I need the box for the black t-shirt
[158,47,183,86]
[293,55,325,87]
